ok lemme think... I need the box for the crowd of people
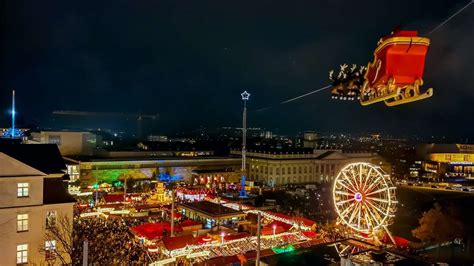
[72,204,165,265]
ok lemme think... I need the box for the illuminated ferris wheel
[333,162,397,235]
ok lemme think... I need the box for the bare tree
[39,215,74,265]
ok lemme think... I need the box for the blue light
[157,172,183,182]
[239,175,247,197]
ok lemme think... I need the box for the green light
[91,169,148,184]
[271,245,295,254]
[114,181,122,187]
[92,183,99,189]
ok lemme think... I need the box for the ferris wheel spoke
[361,168,373,192]
[350,169,362,191]
[357,204,361,229]
[364,210,373,229]
[363,174,382,194]
[364,201,382,227]
[336,180,357,194]
[365,199,387,217]
[335,190,354,196]
[343,171,360,191]
[366,196,390,204]
[336,197,355,206]
[365,186,389,196]
[339,199,358,217]
[347,203,360,225]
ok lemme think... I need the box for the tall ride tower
[3,90,23,139]
[240,91,250,197]
[11,90,16,138]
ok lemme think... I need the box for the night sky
[1,1,473,137]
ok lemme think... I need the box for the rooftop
[0,152,46,177]
[0,144,66,174]
[180,201,245,218]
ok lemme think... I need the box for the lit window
[45,240,56,260]
[16,244,28,264]
[17,183,29,197]
[46,211,57,229]
[17,214,28,232]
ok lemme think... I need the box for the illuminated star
[241,91,250,100]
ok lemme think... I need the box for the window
[48,135,61,145]
[299,166,302,174]
[17,183,29,197]
[17,244,28,264]
[276,168,280,175]
[46,211,57,229]
[17,214,28,232]
[45,240,56,260]
[287,167,291,174]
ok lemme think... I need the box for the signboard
[149,257,176,266]
[429,153,474,163]
[186,251,210,259]
[457,144,474,153]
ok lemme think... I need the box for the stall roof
[162,235,195,251]
[130,222,182,240]
[180,201,245,219]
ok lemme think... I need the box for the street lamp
[272,224,277,238]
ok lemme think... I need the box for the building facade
[30,130,101,156]
[67,156,242,187]
[0,145,75,265]
[231,149,389,186]
[417,143,474,178]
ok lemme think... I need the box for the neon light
[271,245,295,254]
[241,91,251,100]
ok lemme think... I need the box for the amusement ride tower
[240,91,250,197]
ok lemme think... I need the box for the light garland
[244,210,312,231]
[165,231,310,258]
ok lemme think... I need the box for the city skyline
[1,0,473,137]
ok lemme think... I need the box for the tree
[39,215,74,265]
[412,202,464,260]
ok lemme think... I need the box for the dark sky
[1,0,473,137]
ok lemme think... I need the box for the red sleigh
[360,30,433,106]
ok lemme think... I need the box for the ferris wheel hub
[354,192,363,202]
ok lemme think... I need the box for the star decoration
[241,91,250,100]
